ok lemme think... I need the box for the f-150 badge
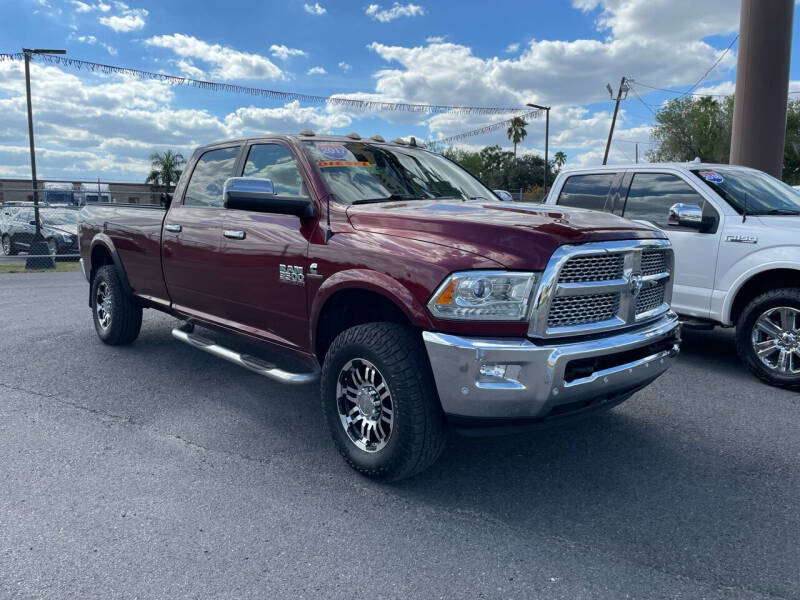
[279,264,305,284]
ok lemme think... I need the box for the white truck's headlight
[428,271,539,320]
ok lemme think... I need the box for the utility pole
[602,77,629,165]
[730,0,794,177]
[526,103,551,193]
[23,48,66,270]
[635,142,639,164]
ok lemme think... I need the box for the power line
[630,35,739,99]
[0,52,527,116]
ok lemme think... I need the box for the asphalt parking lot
[1,271,798,599]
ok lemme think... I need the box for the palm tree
[506,117,528,158]
[554,151,567,171]
[146,150,186,190]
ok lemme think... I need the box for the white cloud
[426,35,445,43]
[75,34,118,55]
[338,61,352,72]
[505,42,520,53]
[307,66,326,75]
[70,0,111,12]
[365,2,425,22]
[303,2,326,15]
[269,44,308,61]
[145,34,283,80]
[0,60,347,180]
[174,59,205,79]
[98,4,147,32]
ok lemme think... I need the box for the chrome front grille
[529,240,674,338]
[548,293,620,328]
[557,254,624,283]
[635,280,667,315]
[641,249,667,277]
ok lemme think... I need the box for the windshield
[691,168,800,215]
[303,141,496,204]
[42,211,79,226]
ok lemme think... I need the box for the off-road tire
[321,322,446,481]
[735,288,800,390]
[91,265,142,345]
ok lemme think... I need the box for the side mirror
[223,177,315,218]
[493,190,513,202]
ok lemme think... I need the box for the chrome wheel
[47,239,57,256]
[752,306,800,375]
[336,358,394,452]
[1,236,10,255]
[95,281,112,330]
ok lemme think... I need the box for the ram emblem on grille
[628,273,644,297]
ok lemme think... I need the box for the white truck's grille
[529,240,674,338]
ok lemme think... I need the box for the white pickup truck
[545,162,800,389]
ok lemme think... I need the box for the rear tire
[321,322,446,481]
[91,265,142,345]
[735,288,800,390]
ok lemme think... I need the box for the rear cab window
[556,173,617,211]
[183,146,241,208]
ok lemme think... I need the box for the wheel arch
[727,266,800,325]
[88,234,133,302]
[311,269,434,364]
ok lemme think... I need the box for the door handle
[224,230,246,240]
[165,224,182,233]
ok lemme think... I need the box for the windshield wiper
[758,208,800,215]
[351,194,419,205]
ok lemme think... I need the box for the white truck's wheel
[736,288,800,389]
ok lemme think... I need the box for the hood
[346,200,663,269]
[44,224,78,237]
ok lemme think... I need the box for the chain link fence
[0,187,168,270]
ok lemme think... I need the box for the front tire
[91,265,142,345]
[736,288,800,389]
[321,322,446,481]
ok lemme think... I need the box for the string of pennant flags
[432,109,541,146]
[0,52,529,117]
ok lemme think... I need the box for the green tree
[782,100,800,184]
[146,149,186,189]
[647,96,734,163]
[506,117,528,157]
[553,151,567,170]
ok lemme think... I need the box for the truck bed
[79,204,169,304]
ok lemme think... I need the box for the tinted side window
[623,173,706,227]
[243,144,306,196]
[184,146,240,207]
[557,174,616,210]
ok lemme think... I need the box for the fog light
[479,364,508,378]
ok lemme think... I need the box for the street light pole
[526,103,551,193]
[22,48,66,270]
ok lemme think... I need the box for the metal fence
[0,190,167,270]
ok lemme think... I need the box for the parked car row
[545,162,800,388]
[1,205,80,258]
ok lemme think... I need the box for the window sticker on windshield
[699,170,724,183]
[317,160,372,168]
[316,144,350,160]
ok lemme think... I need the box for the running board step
[171,326,319,385]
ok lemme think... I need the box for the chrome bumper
[422,312,680,420]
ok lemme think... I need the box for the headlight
[428,271,540,321]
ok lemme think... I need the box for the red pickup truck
[79,133,681,480]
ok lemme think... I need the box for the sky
[0,0,799,182]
